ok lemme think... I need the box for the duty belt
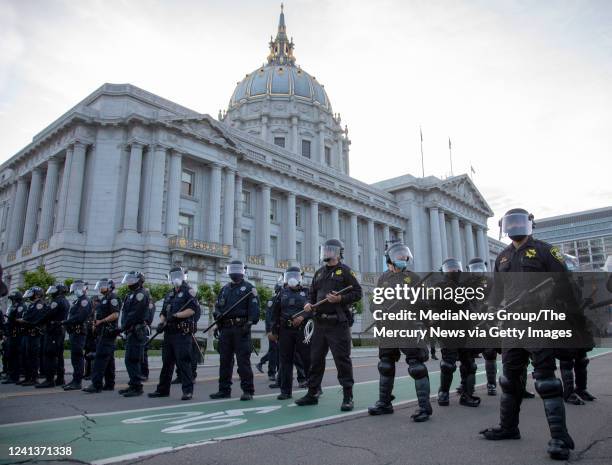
[283,319,303,328]
[314,313,339,322]
[219,317,248,328]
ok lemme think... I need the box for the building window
[270,236,278,261]
[318,212,325,235]
[242,190,251,215]
[274,137,286,148]
[301,140,311,158]
[296,206,302,228]
[242,230,251,256]
[296,241,302,264]
[270,198,279,222]
[324,146,331,166]
[187,270,200,286]
[181,170,194,197]
[178,213,193,239]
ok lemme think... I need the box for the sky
[1,0,611,233]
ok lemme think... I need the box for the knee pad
[378,358,395,377]
[535,377,563,399]
[499,374,522,395]
[574,357,589,369]
[408,362,428,380]
[440,360,456,375]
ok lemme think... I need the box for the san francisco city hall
[0,8,495,299]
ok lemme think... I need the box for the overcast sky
[1,0,611,233]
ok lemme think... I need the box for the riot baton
[290,285,354,320]
[201,288,256,334]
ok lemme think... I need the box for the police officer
[210,260,260,401]
[368,242,432,421]
[35,284,69,388]
[270,266,311,400]
[258,276,282,382]
[149,267,200,401]
[83,279,120,393]
[140,288,155,382]
[118,271,149,397]
[295,239,362,411]
[1,292,25,384]
[17,287,45,386]
[61,280,92,390]
[480,208,574,460]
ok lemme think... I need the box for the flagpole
[420,126,424,177]
[448,137,454,176]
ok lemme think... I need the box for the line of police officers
[0,208,600,461]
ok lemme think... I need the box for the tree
[255,285,273,320]
[20,266,55,293]
[147,283,172,303]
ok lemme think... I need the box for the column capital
[128,141,145,150]
[286,191,296,199]
[72,140,89,150]
[210,161,223,170]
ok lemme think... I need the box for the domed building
[0,6,496,335]
[222,6,349,173]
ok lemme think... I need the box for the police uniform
[306,262,362,395]
[271,285,311,397]
[89,292,121,390]
[20,298,46,385]
[155,283,200,396]
[64,294,92,386]
[2,300,25,384]
[141,289,155,381]
[214,280,260,396]
[120,286,149,393]
[369,270,432,420]
[482,237,573,456]
[259,292,280,380]
[39,295,69,386]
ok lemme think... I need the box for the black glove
[156,322,166,333]
[213,328,219,339]
[166,312,176,322]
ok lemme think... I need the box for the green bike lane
[1,348,610,465]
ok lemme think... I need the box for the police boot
[55,376,65,386]
[35,379,55,389]
[240,392,253,401]
[122,387,143,397]
[148,391,169,398]
[63,381,82,391]
[295,390,319,406]
[485,360,497,395]
[411,377,432,422]
[368,374,394,415]
[535,378,575,460]
[209,391,231,399]
[255,362,264,373]
[277,393,292,400]
[102,384,115,391]
[460,373,481,407]
[171,377,181,385]
[1,378,15,384]
[560,362,579,403]
[21,379,36,386]
[574,360,596,401]
[340,387,354,411]
[181,392,193,401]
[117,387,131,395]
[82,384,102,394]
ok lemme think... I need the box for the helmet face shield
[46,285,58,296]
[226,262,246,276]
[168,269,186,287]
[501,212,532,239]
[441,259,463,273]
[70,282,87,297]
[320,244,342,262]
[121,273,140,287]
[23,289,34,299]
[388,244,413,270]
[284,270,302,287]
[94,280,111,294]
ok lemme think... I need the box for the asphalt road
[0,350,611,465]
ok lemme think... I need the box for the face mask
[393,260,408,270]
[288,278,299,288]
[229,274,243,283]
[172,278,183,287]
[75,289,84,297]
[509,235,527,242]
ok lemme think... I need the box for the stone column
[122,142,143,232]
[64,142,87,232]
[291,116,298,154]
[147,145,166,234]
[286,192,296,262]
[336,133,343,170]
[349,213,359,270]
[439,210,448,260]
[233,174,243,258]
[261,115,269,142]
[476,227,488,263]
[222,168,235,245]
[383,224,390,244]
[37,158,60,241]
[450,216,463,264]
[208,163,222,243]
[366,219,376,272]
[54,148,73,233]
[7,178,29,252]
[330,206,340,239]
[309,199,319,265]
[409,202,422,270]
[22,169,43,247]
[260,184,271,260]
[317,122,325,164]
[464,222,475,262]
[429,206,442,269]
[165,151,182,236]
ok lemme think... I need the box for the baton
[192,334,206,364]
[201,288,256,334]
[291,285,354,320]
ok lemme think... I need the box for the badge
[267,301,273,307]
[404,276,412,284]
[51,302,58,309]
[189,288,196,297]
[178,292,183,298]
[129,294,133,300]
[550,246,565,263]
[525,248,537,259]
[335,269,343,276]
[81,300,88,307]
[300,292,305,297]
[351,271,356,277]
[36,303,43,310]
[17,306,22,311]
[136,292,144,301]
[500,256,508,264]
[252,288,258,297]
[111,299,118,306]
[102,300,107,304]
[240,286,246,292]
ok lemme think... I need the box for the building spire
[267,4,296,66]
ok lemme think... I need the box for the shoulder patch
[36,303,43,310]
[335,269,343,276]
[136,292,144,302]
[102,299,107,304]
[351,270,356,277]
[240,286,246,292]
[404,276,412,284]
[525,248,537,259]
[550,246,564,263]
[111,299,118,306]
[50,302,58,309]
[267,300,272,307]
[500,256,508,264]
[188,288,196,297]
[251,288,258,297]
[81,300,88,307]
[178,292,183,298]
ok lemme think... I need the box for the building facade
[0,8,494,294]
[532,206,612,270]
